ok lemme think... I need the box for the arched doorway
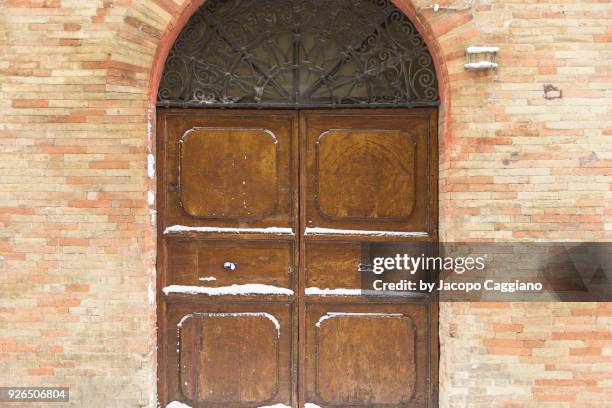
[156,0,439,406]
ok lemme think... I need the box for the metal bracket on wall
[464,46,499,70]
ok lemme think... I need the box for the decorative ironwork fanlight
[157,0,439,108]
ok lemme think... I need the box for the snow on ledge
[464,61,498,70]
[167,399,315,407]
[304,227,428,237]
[466,46,499,54]
[306,287,427,299]
[305,287,362,296]
[178,312,281,337]
[316,312,404,327]
[166,401,191,408]
[164,225,294,235]
[163,284,294,297]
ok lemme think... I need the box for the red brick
[569,347,602,356]
[27,368,54,376]
[89,161,129,169]
[65,284,89,292]
[12,99,48,108]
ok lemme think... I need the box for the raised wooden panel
[305,303,431,407]
[317,314,415,404]
[180,313,278,403]
[179,127,279,218]
[305,241,436,296]
[164,303,293,407]
[166,239,293,288]
[302,109,437,237]
[317,129,416,219]
[305,242,362,290]
[158,110,297,229]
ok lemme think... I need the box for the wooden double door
[157,109,438,408]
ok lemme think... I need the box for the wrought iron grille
[157,0,439,108]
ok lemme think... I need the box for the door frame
[156,107,439,407]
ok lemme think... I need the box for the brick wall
[0,0,157,406]
[433,0,612,406]
[0,0,610,407]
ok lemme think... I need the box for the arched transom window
[157,0,439,108]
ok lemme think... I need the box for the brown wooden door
[157,108,438,408]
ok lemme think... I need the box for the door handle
[358,263,374,273]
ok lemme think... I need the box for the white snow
[146,103,153,146]
[147,280,155,305]
[177,313,192,328]
[147,153,155,178]
[304,227,428,237]
[147,190,155,206]
[164,225,294,235]
[259,404,292,408]
[304,404,322,408]
[464,61,498,70]
[182,127,279,144]
[316,312,404,327]
[305,287,362,296]
[223,261,237,271]
[177,312,281,337]
[466,46,500,54]
[166,401,191,408]
[150,208,156,227]
[198,276,217,282]
[163,284,294,297]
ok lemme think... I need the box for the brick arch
[148,0,453,113]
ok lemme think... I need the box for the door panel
[165,238,294,288]
[179,127,280,219]
[305,242,363,290]
[161,110,297,229]
[302,109,437,236]
[164,302,293,407]
[180,313,278,403]
[316,314,416,404]
[304,241,436,293]
[304,303,430,407]
[317,129,416,219]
